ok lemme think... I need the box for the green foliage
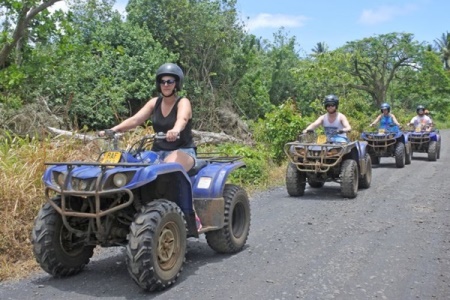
[215,143,271,186]
[24,9,176,130]
[126,0,246,130]
[434,31,450,70]
[342,32,423,106]
[252,99,307,163]
[266,31,301,106]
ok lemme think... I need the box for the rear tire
[308,180,325,188]
[340,159,359,199]
[428,141,437,161]
[205,184,251,253]
[286,162,306,196]
[394,142,405,168]
[31,197,95,277]
[358,153,372,189]
[126,200,186,291]
[370,154,379,165]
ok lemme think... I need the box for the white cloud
[358,4,418,25]
[48,0,69,13]
[246,13,309,31]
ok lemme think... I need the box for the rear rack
[197,152,243,163]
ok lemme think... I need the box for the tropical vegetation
[1,0,449,280]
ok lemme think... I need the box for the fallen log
[46,127,245,146]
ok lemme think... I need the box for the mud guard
[191,161,246,233]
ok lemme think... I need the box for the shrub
[252,99,307,163]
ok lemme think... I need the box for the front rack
[284,141,346,173]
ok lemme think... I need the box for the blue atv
[360,124,412,168]
[407,125,441,161]
[31,131,251,291]
[284,130,372,199]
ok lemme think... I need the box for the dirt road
[1,130,449,300]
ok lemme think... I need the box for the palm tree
[434,31,450,70]
[311,42,328,55]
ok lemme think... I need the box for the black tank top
[151,96,195,151]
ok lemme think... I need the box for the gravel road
[1,130,449,300]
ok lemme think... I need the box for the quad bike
[360,124,412,168]
[284,129,372,199]
[407,124,441,161]
[31,130,251,291]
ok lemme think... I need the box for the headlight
[103,171,136,190]
[295,148,306,156]
[327,149,339,156]
[113,173,128,188]
[52,171,66,187]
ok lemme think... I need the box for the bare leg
[164,150,195,171]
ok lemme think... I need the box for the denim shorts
[154,148,197,166]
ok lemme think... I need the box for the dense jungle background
[1,0,449,280]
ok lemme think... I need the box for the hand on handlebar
[98,129,116,137]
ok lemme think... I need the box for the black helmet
[155,63,184,92]
[323,94,339,109]
[416,105,425,113]
[380,103,390,112]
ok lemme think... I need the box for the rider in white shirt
[408,105,432,131]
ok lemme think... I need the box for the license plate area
[101,151,121,163]
[316,135,327,144]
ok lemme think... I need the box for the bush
[214,143,272,187]
[252,99,307,163]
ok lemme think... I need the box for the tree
[434,31,450,70]
[311,42,328,55]
[126,0,247,131]
[0,0,62,68]
[266,30,300,106]
[342,32,423,106]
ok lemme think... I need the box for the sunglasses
[159,79,176,85]
[326,104,336,108]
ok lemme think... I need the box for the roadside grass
[0,134,112,281]
[0,133,286,281]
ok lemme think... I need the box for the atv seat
[188,159,208,176]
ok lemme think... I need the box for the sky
[233,0,448,54]
[50,0,448,55]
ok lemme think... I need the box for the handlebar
[303,129,347,134]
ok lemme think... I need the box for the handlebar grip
[104,129,116,138]
[155,132,167,140]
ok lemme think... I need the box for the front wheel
[358,153,372,189]
[340,159,359,198]
[286,162,306,196]
[205,184,251,254]
[126,199,186,291]
[31,197,95,277]
[394,142,405,168]
[428,141,437,161]
[405,142,412,165]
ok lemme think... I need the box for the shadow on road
[284,184,358,201]
[27,239,238,299]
